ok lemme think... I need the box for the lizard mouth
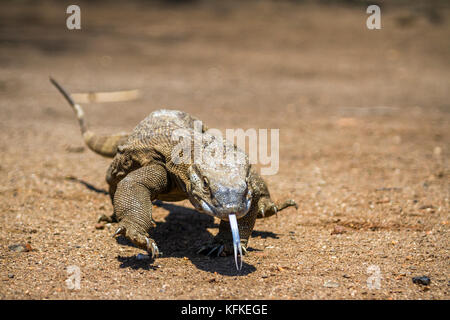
[197,197,251,220]
[200,199,216,216]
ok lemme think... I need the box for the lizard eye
[202,177,209,190]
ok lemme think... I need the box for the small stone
[376,197,390,204]
[8,244,31,253]
[159,284,168,292]
[331,225,346,235]
[412,276,430,286]
[95,223,105,230]
[65,145,85,153]
[323,280,339,288]
[433,146,441,156]
[9,244,24,252]
[136,253,149,260]
[8,273,14,279]
[395,274,406,280]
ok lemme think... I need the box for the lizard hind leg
[97,181,119,223]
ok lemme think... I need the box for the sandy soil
[0,1,448,299]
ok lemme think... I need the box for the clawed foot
[197,241,248,257]
[257,198,298,218]
[112,224,160,258]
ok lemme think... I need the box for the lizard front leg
[249,168,298,219]
[112,164,169,258]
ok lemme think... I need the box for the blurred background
[1,0,449,127]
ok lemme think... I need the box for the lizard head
[187,147,252,221]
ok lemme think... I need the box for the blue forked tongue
[228,214,243,271]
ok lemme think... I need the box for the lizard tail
[49,77,128,158]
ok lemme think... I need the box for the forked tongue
[228,214,243,271]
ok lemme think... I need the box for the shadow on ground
[66,176,278,275]
[115,200,279,276]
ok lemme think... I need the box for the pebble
[159,284,168,292]
[95,223,105,230]
[412,276,430,286]
[65,145,85,153]
[8,273,14,279]
[136,253,149,260]
[331,225,346,235]
[8,243,32,252]
[433,146,441,156]
[323,280,339,288]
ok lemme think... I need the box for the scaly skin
[51,78,297,260]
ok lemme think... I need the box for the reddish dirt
[0,1,448,299]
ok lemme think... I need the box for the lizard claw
[259,208,265,218]
[207,244,224,257]
[197,244,225,257]
[216,245,225,257]
[146,237,160,258]
[113,223,160,258]
[284,199,298,210]
[197,242,247,258]
[257,198,297,219]
[112,226,125,238]
[196,245,207,255]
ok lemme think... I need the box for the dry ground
[0,0,448,299]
